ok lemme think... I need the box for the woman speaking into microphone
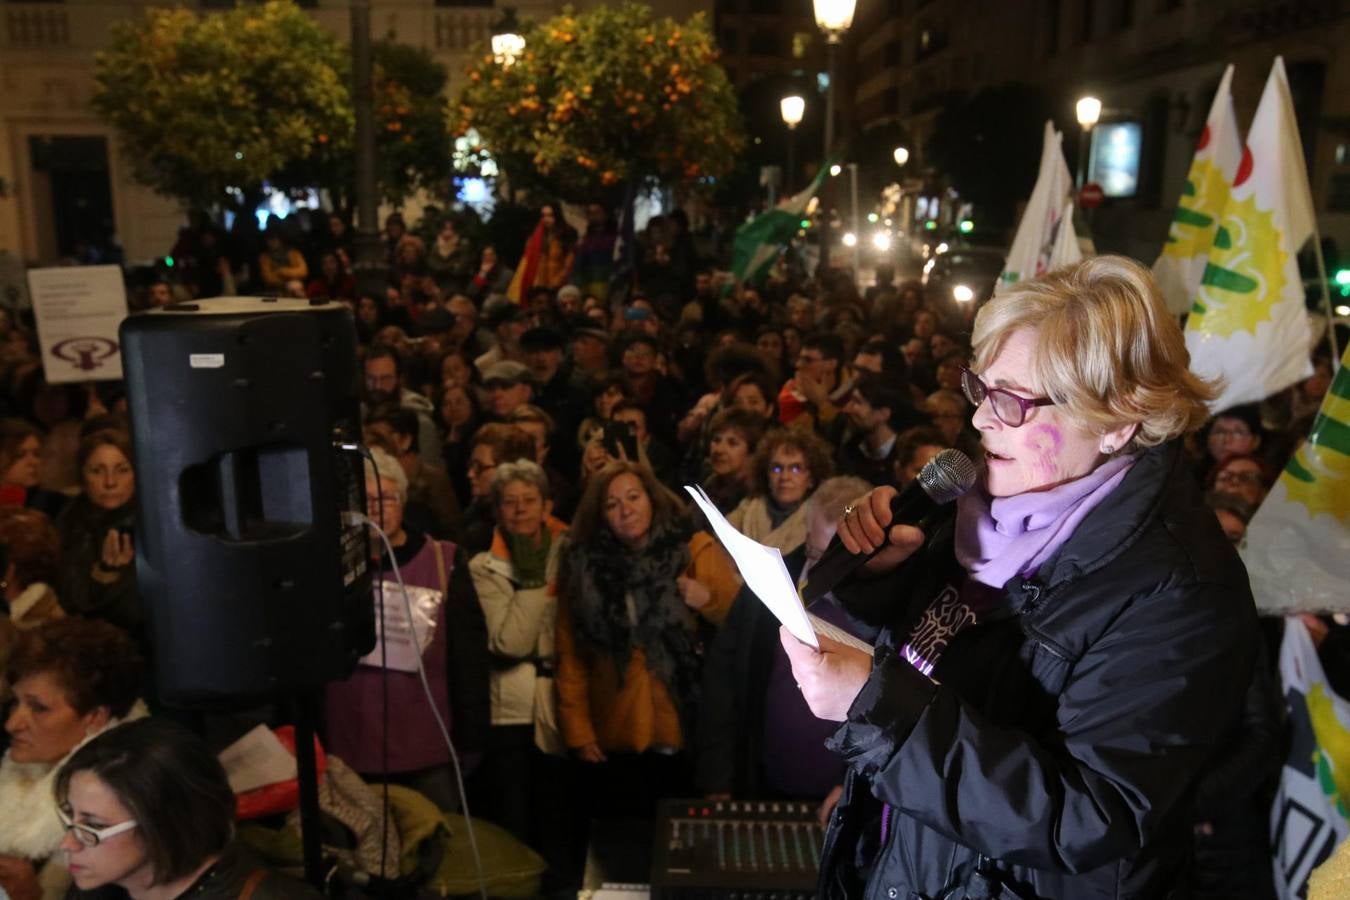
[781,256,1257,899]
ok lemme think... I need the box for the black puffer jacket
[819,440,1258,900]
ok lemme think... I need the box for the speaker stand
[293,692,326,889]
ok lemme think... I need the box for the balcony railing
[2,3,506,58]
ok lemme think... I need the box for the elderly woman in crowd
[468,460,569,859]
[786,256,1256,899]
[56,718,320,899]
[555,461,739,813]
[55,430,141,646]
[461,423,538,555]
[0,618,144,900]
[323,448,489,813]
[727,429,833,556]
[702,408,769,515]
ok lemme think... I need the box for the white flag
[1186,57,1314,412]
[1271,618,1350,898]
[1242,343,1350,614]
[1152,65,1242,316]
[998,121,1076,293]
[1048,200,1083,270]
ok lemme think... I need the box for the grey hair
[363,446,408,502]
[805,476,873,529]
[490,458,551,506]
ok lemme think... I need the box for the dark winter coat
[819,440,1258,900]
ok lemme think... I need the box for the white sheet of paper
[218,724,297,794]
[684,485,819,649]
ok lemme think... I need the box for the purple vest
[324,538,455,773]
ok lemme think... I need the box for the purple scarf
[955,454,1136,590]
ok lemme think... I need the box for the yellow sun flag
[1243,341,1350,613]
[1185,57,1314,413]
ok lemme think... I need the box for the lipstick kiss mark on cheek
[1025,424,1064,479]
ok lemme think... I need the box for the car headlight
[871,232,891,252]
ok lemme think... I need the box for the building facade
[0,0,710,266]
[850,0,1350,261]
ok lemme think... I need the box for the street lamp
[491,7,525,67]
[781,94,804,193]
[813,0,857,36]
[893,146,910,167]
[1075,95,1101,188]
[813,0,856,275]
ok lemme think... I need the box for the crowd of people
[0,198,1342,900]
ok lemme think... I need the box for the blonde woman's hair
[970,255,1219,448]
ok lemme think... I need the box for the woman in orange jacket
[555,460,739,813]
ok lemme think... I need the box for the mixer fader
[650,799,824,900]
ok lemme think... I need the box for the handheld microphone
[802,448,977,604]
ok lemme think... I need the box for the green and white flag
[1270,617,1350,898]
[1243,342,1350,613]
[997,121,1076,293]
[1186,57,1314,413]
[731,161,832,288]
[1153,65,1241,316]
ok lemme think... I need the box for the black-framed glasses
[960,367,1055,428]
[57,808,137,848]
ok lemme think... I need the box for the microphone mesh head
[917,449,978,504]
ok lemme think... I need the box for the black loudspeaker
[120,297,375,705]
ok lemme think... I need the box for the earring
[1102,444,1115,455]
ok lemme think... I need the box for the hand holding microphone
[803,449,977,604]
[836,486,928,575]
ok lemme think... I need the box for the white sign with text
[27,265,128,383]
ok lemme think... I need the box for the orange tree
[92,2,450,214]
[91,1,351,211]
[455,3,743,220]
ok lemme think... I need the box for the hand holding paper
[686,485,819,647]
[684,485,873,654]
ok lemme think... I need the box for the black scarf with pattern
[563,515,704,721]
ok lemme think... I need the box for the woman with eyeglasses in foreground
[781,256,1259,900]
[0,618,144,900]
[55,718,319,899]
